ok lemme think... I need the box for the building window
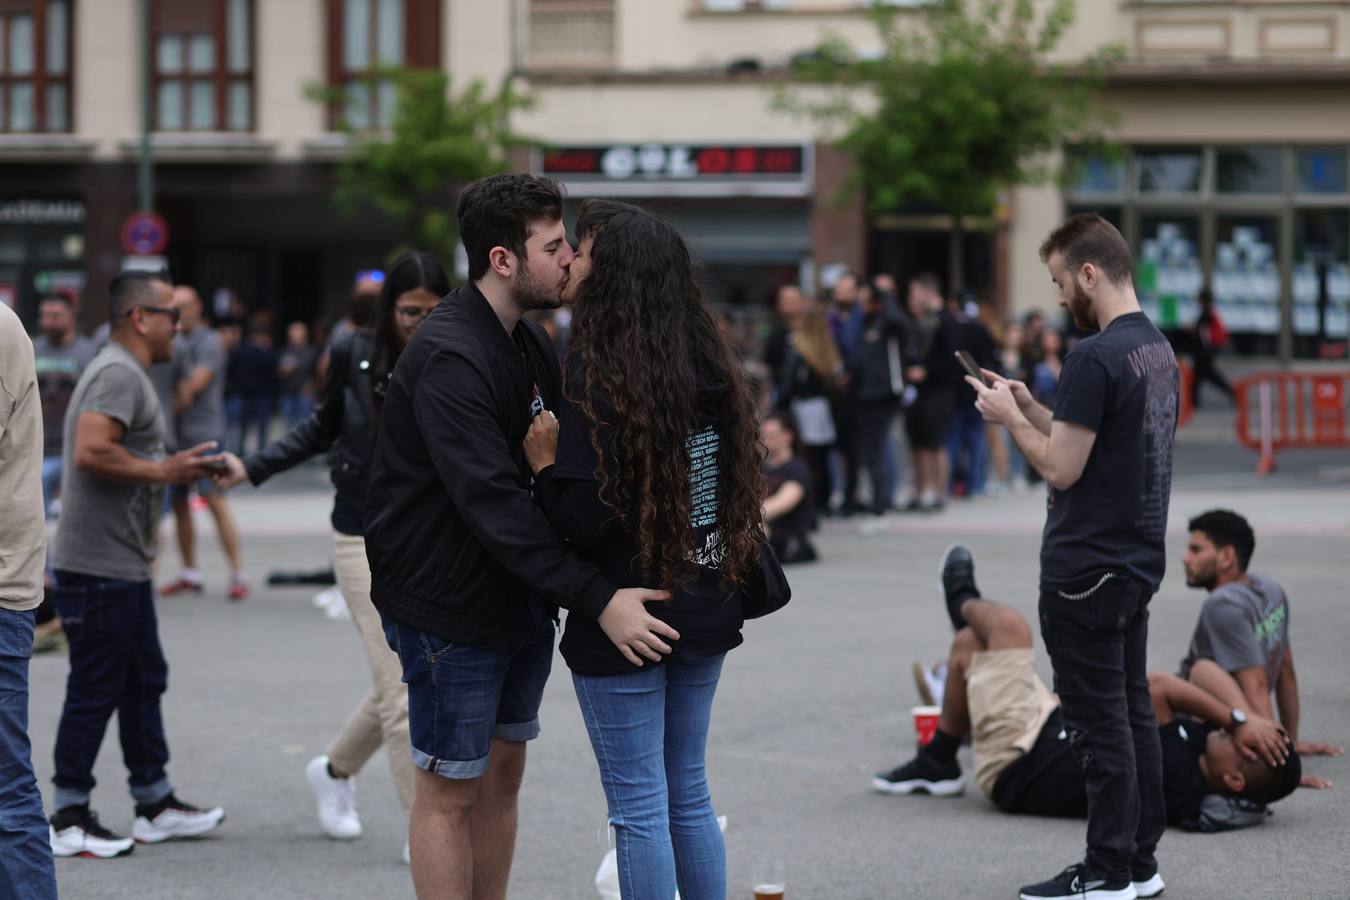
[152,0,253,132]
[1297,149,1349,196]
[327,0,441,130]
[1215,147,1284,195]
[528,0,614,70]
[1066,144,1350,359]
[0,0,72,133]
[1136,147,1203,195]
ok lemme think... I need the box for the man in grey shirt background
[1179,508,1342,788]
[48,270,227,859]
[31,291,99,517]
[160,285,250,601]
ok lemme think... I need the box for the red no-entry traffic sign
[121,212,170,256]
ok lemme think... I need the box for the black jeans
[51,572,172,810]
[1038,571,1165,881]
[856,400,899,513]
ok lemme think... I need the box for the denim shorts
[382,614,555,780]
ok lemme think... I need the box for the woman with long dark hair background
[214,250,449,860]
[523,200,763,899]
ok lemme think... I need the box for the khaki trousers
[325,531,414,813]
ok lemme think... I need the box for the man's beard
[513,264,563,313]
[1068,280,1098,331]
[1185,567,1217,591]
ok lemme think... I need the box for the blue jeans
[41,456,62,518]
[279,393,314,429]
[383,615,554,780]
[573,655,727,900]
[51,572,173,810]
[945,405,988,495]
[0,610,57,899]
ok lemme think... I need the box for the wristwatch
[1225,708,1248,733]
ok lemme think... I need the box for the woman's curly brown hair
[566,199,764,591]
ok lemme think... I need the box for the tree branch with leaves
[307,68,535,277]
[777,0,1122,290]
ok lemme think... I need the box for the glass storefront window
[1215,148,1284,194]
[1214,216,1282,354]
[1136,148,1203,194]
[1293,209,1349,357]
[1296,149,1348,195]
[1136,215,1202,330]
[1067,153,1124,195]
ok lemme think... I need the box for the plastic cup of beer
[753,859,785,899]
[912,705,941,746]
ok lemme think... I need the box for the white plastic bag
[595,816,727,899]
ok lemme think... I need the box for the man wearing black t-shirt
[874,550,1301,899]
[967,214,1180,900]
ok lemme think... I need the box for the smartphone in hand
[955,350,990,387]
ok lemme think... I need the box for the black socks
[922,728,961,763]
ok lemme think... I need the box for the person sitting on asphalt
[874,544,1302,898]
[1178,509,1343,787]
[760,411,818,564]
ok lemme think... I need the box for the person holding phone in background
[47,271,227,859]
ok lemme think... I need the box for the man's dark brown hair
[1039,213,1134,286]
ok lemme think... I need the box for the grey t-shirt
[52,342,167,582]
[1179,572,1290,688]
[32,334,99,457]
[149,356,184,452]
[175,325,226,446]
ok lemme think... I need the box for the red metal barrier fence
[1234,371,1350,475]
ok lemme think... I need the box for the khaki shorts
[967,648,1059,797]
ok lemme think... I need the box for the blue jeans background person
[0,609,58,900]
[573,656,727,900]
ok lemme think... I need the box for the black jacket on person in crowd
[363,282,617,649]
[242,329,375,536]
[852,292,911,406]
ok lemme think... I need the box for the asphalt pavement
[27,413,1350,899]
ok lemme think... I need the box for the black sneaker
[938,542,980,631]
[872,753,964,796]
[49,805,135,859]
[132,793,226,843]
[1019,863,1135,900]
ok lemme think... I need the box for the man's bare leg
[469,739,527,900]
[203,493,244,573]
[409,768,477,900]
[171,493,197,570]
[938,599,1035,738]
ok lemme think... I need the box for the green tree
[307,68,533,276]
[778,0,1121,291]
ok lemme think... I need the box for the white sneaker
[311,586,343,610]
[49,807,135,858]
[132,794,226,843]
[306,755,361,839]
[1133,873,1165,898]
[911,661,947,709]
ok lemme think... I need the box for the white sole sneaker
[1021,887,1136,900]
[870,775,965,796]
[50,824,135,859]
[1133,874,1165,898]
[306,755,362,840]
[132,806,226,843]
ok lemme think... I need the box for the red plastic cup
[912,705,941,746]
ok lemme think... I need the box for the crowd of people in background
[756,267,1088,557]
